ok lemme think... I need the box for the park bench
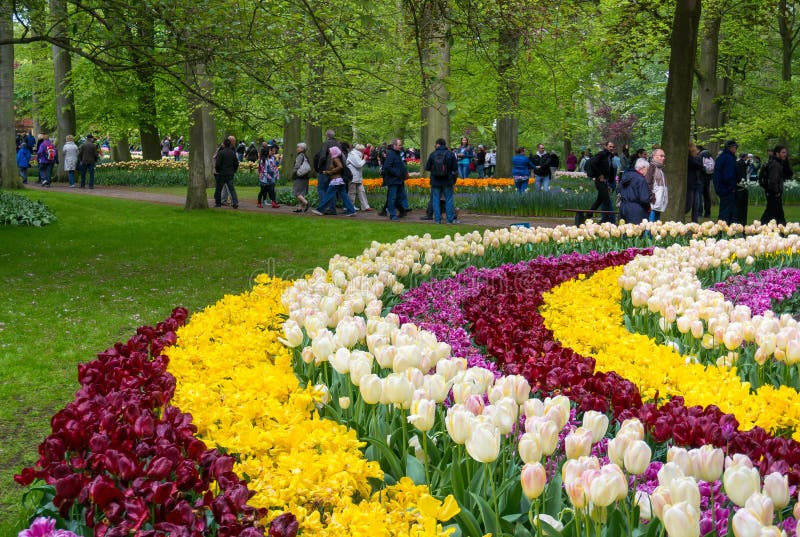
[562,208,619,226]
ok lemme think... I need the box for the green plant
[0,191,57,226]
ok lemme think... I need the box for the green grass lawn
[0,190,474,533]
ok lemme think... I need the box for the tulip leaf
[450,455,467,503]
[543,470,563,517]
[470,491,499,537]
[456,509,483,537]
[405,453,426,485]
[502,513,524,522]
[513,523,533,537]
[497,477,522,514]
[363,435,403,480]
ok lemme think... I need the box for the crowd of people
[607,140,791,227]
[15,131,100,189]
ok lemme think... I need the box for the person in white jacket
[62,135,80,187]
[347,144,371,211]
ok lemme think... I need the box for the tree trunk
[661,0,702,222]
[305,121,322,163]
[132,9,160,160]
[282,115,301,182]
[202,105,216,186]
[778,0,795,145]
[695,13,722,155]
[418,0,450,173]
[495,26,520,179]
[184,60,209,210]
[0,0,19,189]
[50,0,76,182]
[112,137,132,162]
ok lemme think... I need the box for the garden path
[43,183,570,229]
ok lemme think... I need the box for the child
[16,142,31,184]
[257,145,280,208]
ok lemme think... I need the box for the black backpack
[758,162,770,190]
[313,147,328,174]
[585,155,597,178]
[340,151,353,184]
[430,150,449,178]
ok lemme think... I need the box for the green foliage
[0,192,57,227]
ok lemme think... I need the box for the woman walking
[257,145,280,208]
[291,143,312,212]
[62,135,79,187]
[312,145,356,216]
[347,143,371,211]
[511,147,535,193]
[456,137,474,179]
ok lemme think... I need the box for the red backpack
[46,143,56,161]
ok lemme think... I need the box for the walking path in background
[43,184,572,229]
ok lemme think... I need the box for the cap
[724,139,738,149]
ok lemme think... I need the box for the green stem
[422,432,431,488]
[488,465,501,536]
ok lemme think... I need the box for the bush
[0,192,57,227]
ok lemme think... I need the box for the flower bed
[18,219,800,536]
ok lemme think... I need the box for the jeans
[590,179,615,223]
[214,175,238,207]
[685,186,701,223]
[80,163,95,188]
[18,167,28,183]
[430,185,455,223]
[535,174,550,192]
[486,165,495,177]
[318,183,356,214]
[317,173,330,200]
[718,191,736,224]
[386,183,408,218]
[701,176,712,216]
[68,170,75,186]
[649,210,661,222]
[458,161,470,179]
[40,162,54,184]
[514,178,529,193]
[476,164,485,178]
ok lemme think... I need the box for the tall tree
[49,0,75,180]
[0,0,18,189]
[495,25,520,179]
[409,0,451,167]
[662,0,702,222]
[695,11,724,155]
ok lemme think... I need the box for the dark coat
[382,147,407,186]
[764,157,784,196]
[587,149,614,182]
[618,170,651,224]
[713,150,738,196]
[687,155,704,189]
[530,152,552,177]
[425,146,458,187]
[215,146,239,177]
[78,141,99,165]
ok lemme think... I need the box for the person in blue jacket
[618,158,651,224]
[16,142,31,184]
[714,140,739,224]
[512,147,535,193]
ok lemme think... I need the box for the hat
[86,133,94,139]
[724,139,738,149]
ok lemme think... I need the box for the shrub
[0,192,57,227]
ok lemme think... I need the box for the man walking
[714,140,739,224]
[425,138,460,224]
[214,137,239,209]
[78,134,99,189]
[530,144,552,191]
[382,138,409,221]
[760,145,788,226]
[586,141,616,223]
